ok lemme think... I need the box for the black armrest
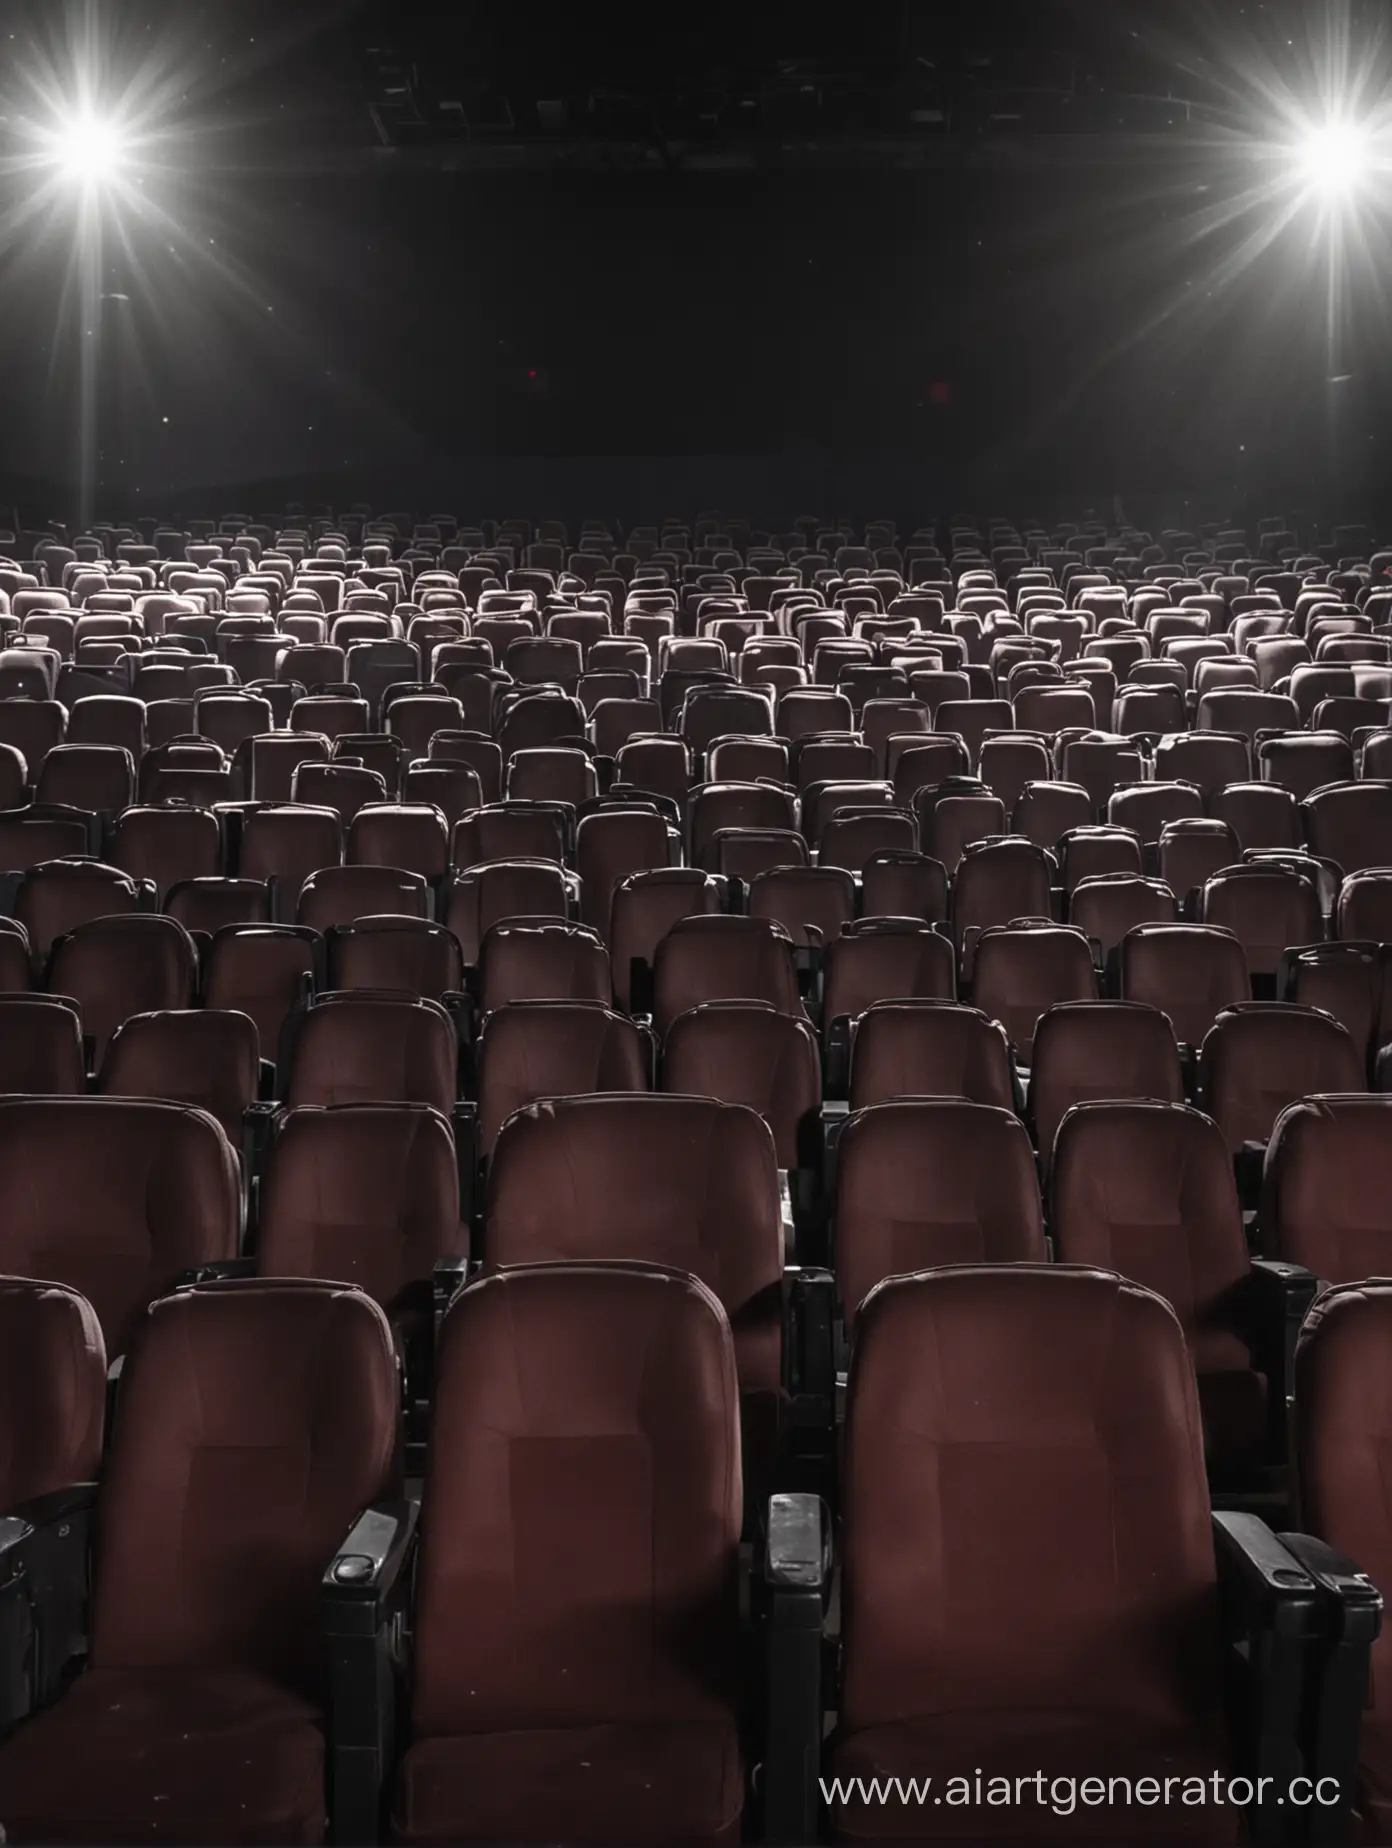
[760,1492,831,1847]
[822,1015,852,1098]
[1213,1511,1321,1827]
[784,1268,835,1461]
[323,1499,420,1848]
[1276,1531,1382,1842]
[1234,1139,1267,1212]
[1246,1259,1320,1452]
[0,1484,98,1729]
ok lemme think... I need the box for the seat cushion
[391,1721,744,1843]
[0,1669,326,1845]
[829,1710,1237,1842]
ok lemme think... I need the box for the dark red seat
[0,1276,105,1511]
[0,1279,400,1845]
[476,1000,649,1154]
[1262,1093,1392,1282]
[98,1010,261,1145]
[389,1264,744,1844]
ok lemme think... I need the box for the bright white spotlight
[1294,119,1372,196]
[50,113,127,185]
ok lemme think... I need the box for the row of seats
[0,1083,1388,1497]
[0,1260,1386,1843]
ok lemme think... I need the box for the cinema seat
[0,1280,400,1844]
[0,1277,105,1513]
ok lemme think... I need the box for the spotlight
[1294,119,1372,196]
[50,112,128,185]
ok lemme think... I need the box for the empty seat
[1258,732,1354,802]
[325,916,463,999]
[238,804,343,909]
[829,1266,1246,1841]
[1262,1093,1392,1280]
[1070,873,1179,959]
[16,860,144,961]
[747,865,856,948]
[849,1000,1015,1112]
[297,863,431,933]
[859,851,948,925]
[836,1100,1044,1322]
[1107,782,1204,847]
[258,1104,460,1314]
[1120,923,1250,1049]
[652,914,802,1037]
[203,924,318,1056]
[1058,825,1144,891]
[575,807,672,939]
[484,1094,783,1493]
[0,994,85,1095]
[1051,1101,1268,1473]
[1200,1003,1366,1156]
[452,804,566,870]
[0,701,64,777]
[35,743,134,815]
[282,993,457,1113]
[0,1279,398,1844]
[446,858,575,964]
[110,806,223,905]
[0,1098,239,1353]
[662,1000,819,1170]
[1013,780,1095,850]
[1200,864,1323,977]
[476,1000,649,1155]
[822,920,956,1033]
[1158,818,1241,902]
[970,922,1097,1062]
[386,1264,744,1846]
[0,1276,105,1510]
[1293,1280,1392,1837]
[1029,1001,1184,1161]
[1209,782,1302,854]
[951,836,1053,963]
[606,871,718,1010]
[291,759,386,824]
[476,919,610,1017]
[1304,781,1392,875]
[98,1008,260,1144]
[48,914,198,1061]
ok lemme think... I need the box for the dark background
[0,0,1387,524]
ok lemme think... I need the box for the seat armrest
[760,1492,831,1847]
[1246,1259,1320,1449]
[1234,1139,1267,1212]
[1213,1511,1321,1826]
[0,1484,98,1729]
[174,1257,258,1288]
[784,1268,835,1458]
[323,1499,420,1848]
[450,1101,479,1236]
[1277,1532,1382,1840]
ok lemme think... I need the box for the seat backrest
[1199,866,1323,977]
[0,994,86,1094]
[1051,1101,1247,1344]
[1069,874,1179,959]
[1200,1004,1366,1152]
[651,914,802,1036]
[89,1280,398,1697]
[951,837,1053,956]
[410,1264,741,1741]
[284,993,457,1112]
[969,924,1097,1062]
[258,1105,459,1310]
[823,923,956,1030]
[0,1098,239,1353]
[98,1008,261,1143]
[203,925,318,1053]
[16,859,142,960]
[325,916,463,1000]
[1294,1282,1392,1732]
[848,1001,1014,1111]
[1263,1093,1392,1280]
[239,804,343,902]
[575,808,672,939]
[111,805,224,903]
[446,858,573,964]
[347,803,450,881]
[1303,781,1392,875]
[1119,923,1250,1049]
[477,1001,649,1153]
[661,1000,819,1168]
[297,863,430,933]
[485,1095,782,1460]
[837,1101,1044,1323]
[48,913,198,1061]
[476,919,610,1015]
[1029,1003,1184,1161]
[840,1267,1218,1736]
[0,1276,106,1509]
